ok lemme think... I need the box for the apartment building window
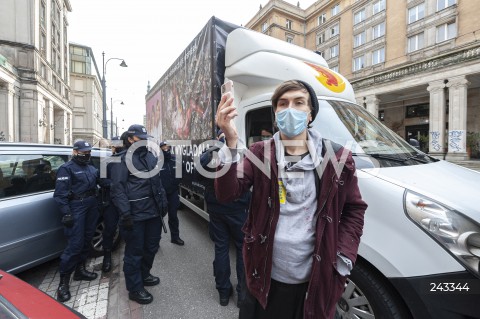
[331,24,339,37]
[436,22,456,42]
[330,45,339,58]
[331,65,339,73]
[316,51,324,57]
[40,32,46,56]
[408,33,424,52]
[372,22,385,39]
[372,47,385,65]
[262,22,268,32]
[354,9,366,24]
[286,36,294,43]
[40,63,46,78]
[317,32,325,45]
[331,4,340,16]
[51,0,57,23]
[437,0,456,11]
[353,55,365,71]
[318,13,326,25]
[373,0,386,15]
[354,31,366,47]
[286,19,293,30]
[408,3,425,24]
[40,1,46,29]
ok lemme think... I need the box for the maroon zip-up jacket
[215,138,367,319]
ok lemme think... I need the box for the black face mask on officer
[73,152,91,165]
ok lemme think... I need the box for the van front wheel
[335,261,412,319]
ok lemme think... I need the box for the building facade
[69,43,104,145]
[246,0,480,160]
[0,0,72,145]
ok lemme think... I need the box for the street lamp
[102,52,127,138]
[110,99,124,137]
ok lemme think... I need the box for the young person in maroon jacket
[214,80,367,319]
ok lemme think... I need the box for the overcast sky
[68,0,317,130]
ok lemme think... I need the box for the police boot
[56,273,71,302]
[73,263,98,281]
[102,250,112,272]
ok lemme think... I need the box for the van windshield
[314,99,437,167]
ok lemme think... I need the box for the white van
[224,28,480,319]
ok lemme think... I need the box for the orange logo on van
[304,62,346,93]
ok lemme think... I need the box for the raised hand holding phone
[216,80,238,148]
[221,80,235,100]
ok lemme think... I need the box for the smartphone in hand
[221,80,234,98]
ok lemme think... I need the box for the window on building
[40,63,46,78]
[408,32,424,52]
[286,19,293,30]
[408,3,425,24]
[331,24,339,37]
[353,55,365,71]
[40,32,46,56]
[354,9,366,24]
[316,51,324,57]
[331,4,340,16]
[436,22,456,43]
[354,31,366,47]
[286,36,294,43]
[372,22,385,39]
[51,24,56,46]
[331,65,339,73]
[71,61,86,74]
[40,1,46,29]
[373,0,386,15]
[317,32,325,45]
[437,0,456,11]
[71,46,87,57]
[262,22,268,32]
[372,47,385,65]
[51,0,57,23]
[318,13,326,25]
[406,103,429,118]
[63,23,67,45]
[330,45,339,58]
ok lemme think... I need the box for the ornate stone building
[0,0,73,145]
[246,0,480,159]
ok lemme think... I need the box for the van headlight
[405,191,480,276]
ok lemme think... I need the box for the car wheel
[335,261,412,319]
[90,217,121,257]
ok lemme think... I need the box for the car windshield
[313,99,437,167]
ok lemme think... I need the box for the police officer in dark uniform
[159,141,184,246]
[100,135,124,272]
[110,124,168,305]
[54,140,100,302]
[196,129,251,307]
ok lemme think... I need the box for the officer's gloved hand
[121,214,134,231]
[61,214,74,228]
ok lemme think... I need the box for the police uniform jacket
[110,147,167,221]
[54,159,99,215]
[159,152,180,194]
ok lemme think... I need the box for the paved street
[19,208,240,319]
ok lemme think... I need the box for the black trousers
[239,279,308,319]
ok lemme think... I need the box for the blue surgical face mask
[275,108,309,137]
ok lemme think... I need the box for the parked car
[0,143,119,274]
[0,269,86,318]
